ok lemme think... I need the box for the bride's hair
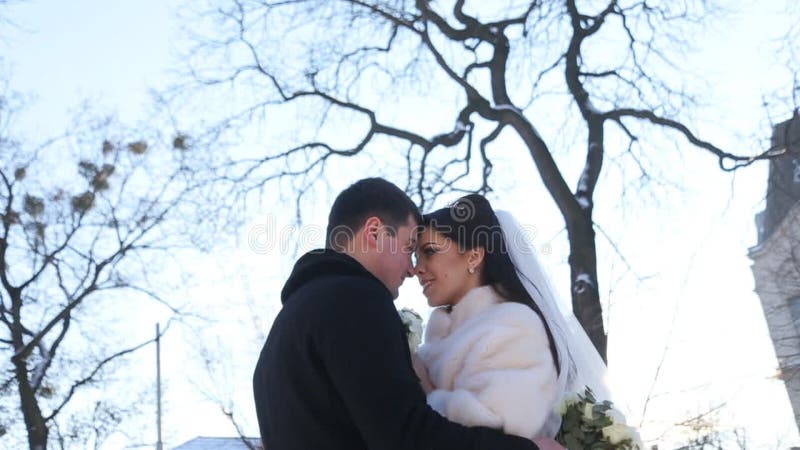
[423,194,560,369]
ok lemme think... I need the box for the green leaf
[584,386,597,403]
[565,434,581,450]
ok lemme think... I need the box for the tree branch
[44,321,174,422]
[605,108,782,170]
[31,312,70,393]
[414,0,475,42]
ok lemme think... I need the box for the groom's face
[371,215,419,299]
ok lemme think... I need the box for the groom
[253,177,562,450]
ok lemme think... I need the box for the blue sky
[2,0,799,448]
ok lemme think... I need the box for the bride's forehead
[418,226,451,243]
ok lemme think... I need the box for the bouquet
[398,307,423,352]
[555,387,642,450]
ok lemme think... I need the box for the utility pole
[156,323,163,450]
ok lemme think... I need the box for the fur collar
[425,285,505,342]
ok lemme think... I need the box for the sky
[2,0,799,449]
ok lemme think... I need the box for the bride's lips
[420,280,434,293]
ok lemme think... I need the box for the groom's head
[326,178,421,299]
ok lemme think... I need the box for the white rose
[399,308,423,351]
[556,393,581,416]
[408,332,421,351]
[564,392,580,405]
[583,402,595,421]
[605,406,627,424]
[602,423,633,445]
[628,428,643,449]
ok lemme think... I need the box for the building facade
[750,114,800,431]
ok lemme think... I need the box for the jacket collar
[280,248,388,304]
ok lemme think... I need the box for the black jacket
[253,249,538,450]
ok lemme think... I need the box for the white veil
[495,210,611,437]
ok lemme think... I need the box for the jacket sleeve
[426,304,559,439]
[315,279,539,450]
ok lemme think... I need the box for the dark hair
[423,194,560,370]
[326,178,422,250]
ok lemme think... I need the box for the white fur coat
[417,285,558,440]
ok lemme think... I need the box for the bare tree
[181,271,277,450]
[0,91,199,449]
[191,335,260,450]
[176,0,792,361]
[767,1,799,120]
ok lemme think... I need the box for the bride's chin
[426,297,448,308]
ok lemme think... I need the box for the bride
[411,194,610,440]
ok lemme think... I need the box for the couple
[253,178,609,450]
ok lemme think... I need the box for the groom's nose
[405,258,415,278]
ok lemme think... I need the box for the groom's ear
[362,216,382,247]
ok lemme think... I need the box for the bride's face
[414,227,481,307]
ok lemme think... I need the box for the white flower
[556,392,580,416]
[604,406,627,424]
[398,308,423,351]
[583,402,595,421]
[602,423,635,445]
[628,428,643,449]
[564,392,580,406]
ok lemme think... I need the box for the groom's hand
[532,438,565,450]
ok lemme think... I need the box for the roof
[171,437,262,450]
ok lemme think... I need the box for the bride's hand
[410,353,434,394]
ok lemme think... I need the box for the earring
[468,267,475,274]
